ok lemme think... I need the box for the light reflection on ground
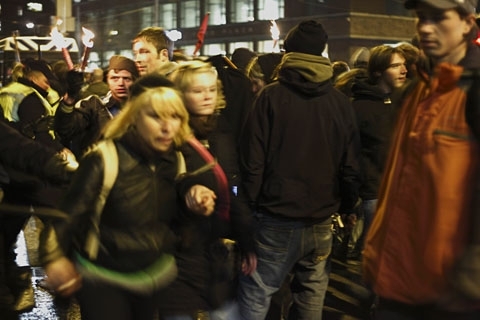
[15,218,81,320]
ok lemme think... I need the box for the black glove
[66,70,85,101]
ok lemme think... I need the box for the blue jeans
[237,213,332,320]
[361,199,377,238]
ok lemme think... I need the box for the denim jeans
[361,199,377,238]
[237,213,332,320]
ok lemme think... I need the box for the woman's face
[135,106,181,152]
[183,72,217,115]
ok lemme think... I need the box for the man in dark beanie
[283,20,328,56]
[237,19,361,319]
[55,55,139,158]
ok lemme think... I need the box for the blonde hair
[102,86,191,146]
[168,60,226,111]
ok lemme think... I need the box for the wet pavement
[8,217,372,320]
[6,217,80,320]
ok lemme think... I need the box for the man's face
[132,39,168,76]
[378,53,408,92]
[415,5,473,64]
[106,69,134,101]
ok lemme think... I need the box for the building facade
[1,0,417,68]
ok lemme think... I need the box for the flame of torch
[51,26,74,70]
[270,20,280,51]
[81,27,95,71]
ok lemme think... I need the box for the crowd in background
[1,0,480,319]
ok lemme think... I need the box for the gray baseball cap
[405,0,477,14]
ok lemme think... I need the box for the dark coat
[240,53,361,219]
[54,131,180,272]
[54,93,122,157]
[159,113,255,315]
[351,79,398,200]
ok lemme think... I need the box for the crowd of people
[1,0,480,319]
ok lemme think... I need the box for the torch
[12,30,21,63]
[51,26,74,70]
[270,20,280,52]
[80,27,95,72]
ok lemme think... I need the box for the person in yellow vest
[362,0,480,318]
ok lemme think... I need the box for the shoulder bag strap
[84,139,119,260]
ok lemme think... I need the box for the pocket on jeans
[312,223,333,264]
[256,225,292,263]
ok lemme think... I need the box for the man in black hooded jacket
[237,20,361,319]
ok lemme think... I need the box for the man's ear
[464,14,477,37]
[159,49,170,62]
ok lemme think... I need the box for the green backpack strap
[84,139,119,260]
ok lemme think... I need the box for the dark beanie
[283,20,328,56]
[108,55,139,79]
[231,48,257,70]
[129,73,175,99]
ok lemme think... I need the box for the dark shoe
[7,266,32,292]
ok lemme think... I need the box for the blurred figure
[206,54,255,145]
[0,116,76,315]
[231,48,257,72]
[363,0,480,319]
[0,59,74,313]
[158,60,257,320]
[334,67,368,97]
[42,78,216,320]
[0,60,63,150]
[348,45,408,260]
[132,27,177,77]
[80,68,109,99]
[349,47,370,69]
[237,20,361,319]
[244,53,283,94]
[335,49,370,97]
[55,55,139,157]
[332,60,351,83]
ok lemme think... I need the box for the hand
[43,148,78,183]
[241,253,257,276]
[185,185,217,216]
[341,213,357,232]
[44,256,82,297]
[58,148,79,171]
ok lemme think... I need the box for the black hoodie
[240,52,361,219]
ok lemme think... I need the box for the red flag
[193,13,210,56]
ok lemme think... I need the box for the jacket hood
[278,52,333,96]
[351,79,388,102]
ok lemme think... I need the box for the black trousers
[77,278,161,320]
